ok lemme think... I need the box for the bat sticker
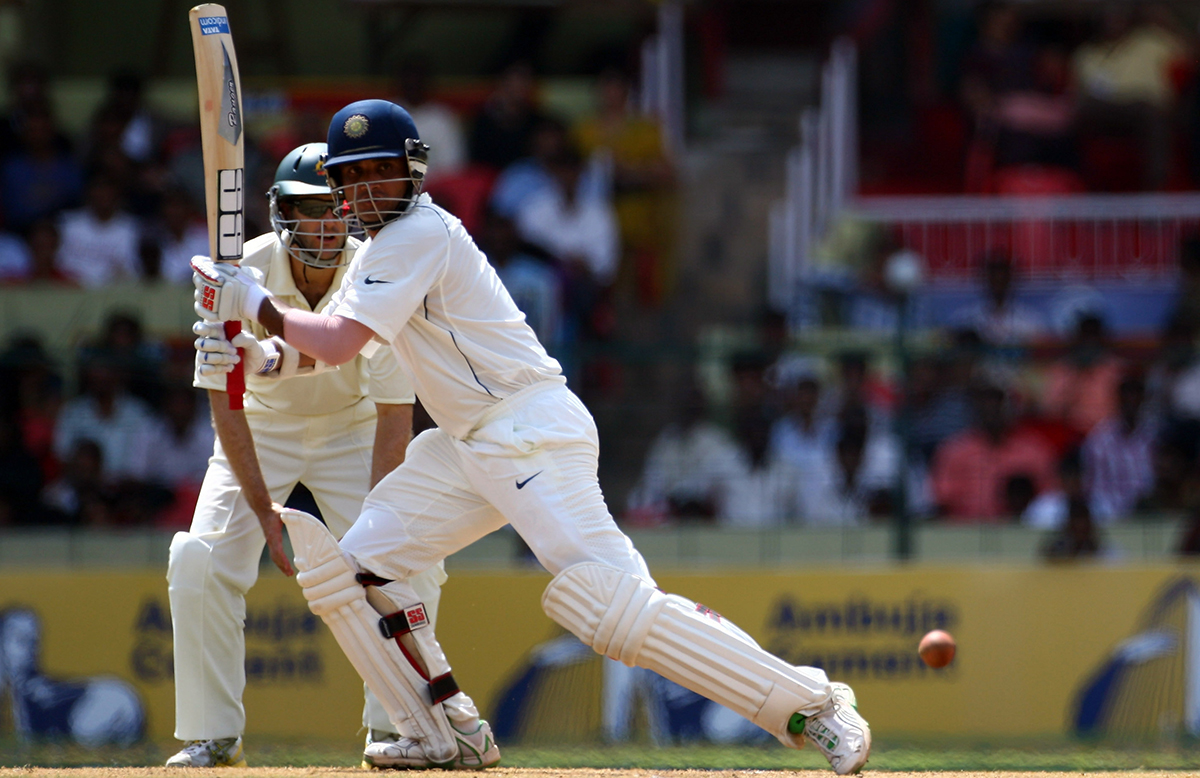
[219,43,242,145]
[217,168,243,260]
[197,15,230,35]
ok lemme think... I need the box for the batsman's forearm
[279,308,376,367]
[208,390,273,516]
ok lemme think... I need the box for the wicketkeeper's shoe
[362,720,500,770]
[790,682,871,775]
[165,736,248,768]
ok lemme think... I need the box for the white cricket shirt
[195,232,415,415]
[330,194,564,439]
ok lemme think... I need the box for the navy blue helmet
[323,100,429,227]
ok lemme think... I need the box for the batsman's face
[338,157,411,228]
[281,198,347,262]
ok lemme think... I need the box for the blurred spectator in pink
[1071,3,1191,190]
[55,175,142,287]
[140,185,208,284]
[469,60,547,172]
[574,66,676,307]
[0,101,84,233]
[1081,373,1156,522]
[395,56,466,181]
[932,379,1059,522]
[950,251,1044,348]
[52,355,153,484]
[1041,312,1124,437]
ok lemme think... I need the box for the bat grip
[224,320,245,410]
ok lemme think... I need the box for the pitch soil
[0,771,1194,778]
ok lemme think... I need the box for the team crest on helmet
[344,114,369,139]
[314,158,326,177]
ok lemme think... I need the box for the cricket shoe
[165,736,248,768]
[790,682,871,775]
[362,720,500,770]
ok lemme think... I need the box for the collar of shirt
[262,235,360,312]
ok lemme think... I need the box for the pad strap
[281,509,459,762]
[430,672,460,704]
[377,603,431,639]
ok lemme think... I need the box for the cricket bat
[189,3,246,409]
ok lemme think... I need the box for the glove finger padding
[192,320,227,340]
[191,255,268,323]
[194,320,240,377]
[195,338,239,363]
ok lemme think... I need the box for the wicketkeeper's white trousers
[342,382,650,582]
[168,398,446,740]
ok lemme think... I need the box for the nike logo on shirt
[364,276,391,285]
[516,471,543,490]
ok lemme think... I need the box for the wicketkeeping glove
[192,255,269,323]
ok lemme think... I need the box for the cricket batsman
[193,101,867,773]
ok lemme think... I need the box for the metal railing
[639,0,686,158]
[769,37,857,309]
[768,40,1200,299]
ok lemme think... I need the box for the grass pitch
[4,738,1200,774]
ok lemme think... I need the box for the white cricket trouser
[342,382,651,583]
[168,398,446,740]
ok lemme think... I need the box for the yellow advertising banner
[1,563,1198,747]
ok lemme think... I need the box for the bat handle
[224,320,245,410]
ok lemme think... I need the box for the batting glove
[193,321,281,377]
[192,255,269,323]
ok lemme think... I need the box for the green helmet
[268,143,349,269]
[270,142,332,198]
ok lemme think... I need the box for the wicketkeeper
[167,143,449,768]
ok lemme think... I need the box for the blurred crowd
[0,313,209,529]
[626,240,1200,561]
[961,1,1195,193]
[860,1,1200,194]
[0,55,676,530]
